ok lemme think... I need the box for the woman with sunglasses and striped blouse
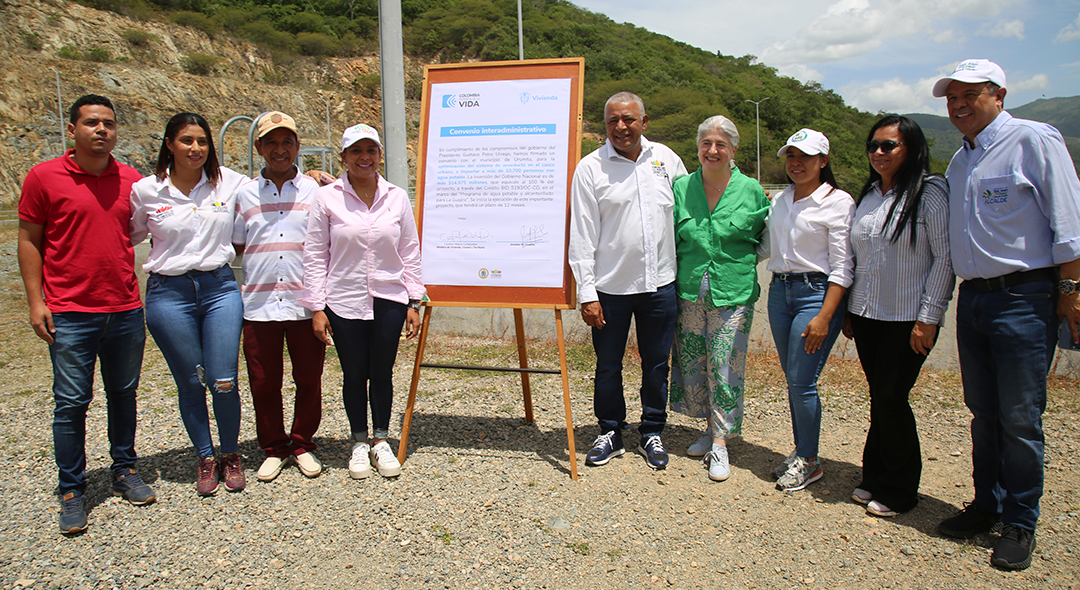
[845,115,954,517]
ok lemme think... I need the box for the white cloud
[840,76,946,114]
[1009,74,1050,91]
[760,0,1017,65]
[977,19,1025,40]
[1056,12,1080,42]
[776,64,824,84]
[933,29,955,43]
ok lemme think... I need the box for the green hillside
[76,0,904,191]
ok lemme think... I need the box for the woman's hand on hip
[910,321,937,355]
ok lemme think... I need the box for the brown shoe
[219,452,246,492]
[196,456,219,496]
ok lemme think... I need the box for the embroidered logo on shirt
[651,160,669,179]
[210,201,230,213]
[151,206,174,221]
[981,186,1008,205]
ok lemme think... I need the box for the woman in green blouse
[670,115,770,482]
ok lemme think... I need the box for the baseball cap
[342,123,382,151]
[777,128,830,158]
[256,111,298,139]
[932,59,1007,98]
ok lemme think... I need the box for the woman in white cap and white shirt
[301,123,424,479]
[760,128,855,492]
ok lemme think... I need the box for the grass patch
[431,525,453,544]
[565,541,590,556]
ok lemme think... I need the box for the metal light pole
[318,95,333,176]
[378,0,409,190]
[744,97,770,182]
[49,67,64,155]
[517,0,524,60]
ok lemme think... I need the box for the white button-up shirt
[569,137,687,302]
[130,167,253,275]
[946,111,1080,281]
[232,169,318,322]
[762,183,855,288]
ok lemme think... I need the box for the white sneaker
[706,446,730,481]
[295,452,323,478]
[369,441,401,477]
[686,431,712,457]
[349,442,372,479]
[257,456,289,482]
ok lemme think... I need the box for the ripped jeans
[145,265,243,458]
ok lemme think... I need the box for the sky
[569,0,1080,115]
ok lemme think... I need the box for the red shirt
[18,150,143,313]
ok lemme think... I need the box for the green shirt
[674,167,769,306]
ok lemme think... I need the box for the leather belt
[962,268,1056,293]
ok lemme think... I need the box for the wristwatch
[408,300,421,310]
[1058,279,1078,295]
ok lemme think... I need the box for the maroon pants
[242,319,326,457]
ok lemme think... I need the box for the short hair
[604,92,645,116]
[154,112,221,186]
[696,115,740,148]
[69,94,115,124]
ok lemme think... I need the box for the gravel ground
[0,225,1078,590]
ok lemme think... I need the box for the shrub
[355,73,380,99]
[58,45,82,60]
[85,47,111,62]
[121,29,157,47]
[23,33,43,51]
[297,32,338,56]
[181,53,223,76]
[239,21,296,50]
[170,11,219,37]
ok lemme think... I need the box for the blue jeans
[325,300,407,441]
[956,279,1056,531]
[50,308,145,495]
[592,282,677,438]
[145,265,243,458]
[767,274,845,458]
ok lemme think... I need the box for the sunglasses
[866,140,905,154]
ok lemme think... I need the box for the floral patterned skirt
[669,298,753,438]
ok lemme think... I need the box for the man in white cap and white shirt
[932,59,1080,570]
[233,111,327,482]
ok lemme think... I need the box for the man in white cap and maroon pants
[932,59,1080,570]
[233,112,327,482]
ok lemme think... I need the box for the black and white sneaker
[637,435,669,470]
[585,431,625,466]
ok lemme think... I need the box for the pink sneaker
[219,453,246,492]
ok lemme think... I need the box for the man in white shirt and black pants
[569,92,687,470]
[933,59,1080,571]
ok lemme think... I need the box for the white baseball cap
[777,128,829,158]
[341,123,382,151]
[932,59,1007,98]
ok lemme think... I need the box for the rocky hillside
[0,0,426,208]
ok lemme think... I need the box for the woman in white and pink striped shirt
[301,123,425,480]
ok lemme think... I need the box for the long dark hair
[858,115,939,245]
[155,112,221,185]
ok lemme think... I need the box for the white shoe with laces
[370,441,402,477]
[706,445,730,481]
[349,442,372,479]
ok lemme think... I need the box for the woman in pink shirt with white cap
[301,123,425,480]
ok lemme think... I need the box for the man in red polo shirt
[18,94,154,534]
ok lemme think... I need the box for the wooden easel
[396,302,578,480]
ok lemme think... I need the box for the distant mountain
[903,96,1080,170]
